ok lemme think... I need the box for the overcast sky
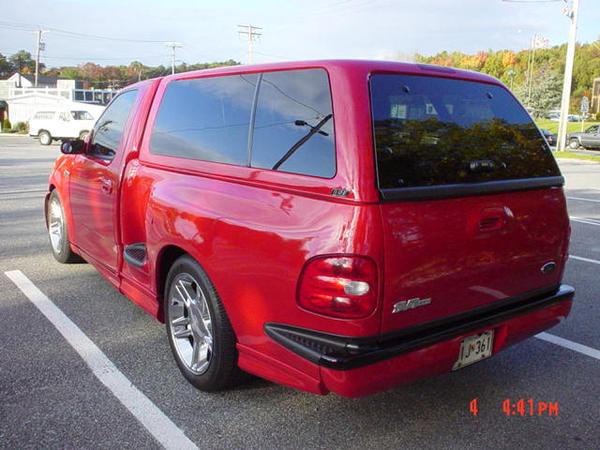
[1,0,599,67]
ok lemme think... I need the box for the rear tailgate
[370,73,569,334]
[379,188,569,333]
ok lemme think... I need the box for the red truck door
[69,90,138,273]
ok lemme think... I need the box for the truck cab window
[89,90,138,160]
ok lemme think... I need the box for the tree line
[0,50,239,89]
[416,39,600,116]
[2,39,599,115]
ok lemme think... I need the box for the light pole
[556,0,580,152]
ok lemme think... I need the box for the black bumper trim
[265,284,574,370]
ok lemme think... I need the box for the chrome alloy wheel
[168,273,214,375]
[48,197,64,254]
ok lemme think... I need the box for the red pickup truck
[46,60,574,397]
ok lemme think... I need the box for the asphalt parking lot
[1,135,599,449]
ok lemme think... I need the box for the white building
[0,73,117,125]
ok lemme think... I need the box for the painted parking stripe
[0,188,47,196]
[570,255,600,265]
[567,196,600,204]
[4,270,198,450]
[536,333,600,361]
[570,216,600,226]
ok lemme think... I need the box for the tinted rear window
[150,74,258,165]
[370,74,560,190]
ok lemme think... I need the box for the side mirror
[60,139,85,155]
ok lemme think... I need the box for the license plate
[453,331,494,370]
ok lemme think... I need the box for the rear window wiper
[272,114,333,171]
[294,119,329,136]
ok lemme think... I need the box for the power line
[0,20,170,43]
[0,49,170,62]
[502,0,562,3]
[41,54,170,61]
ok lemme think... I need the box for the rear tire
[569,138,580,150]
[79,130,89,140]
[47,190,82,263]
[39,130,52,146]
[164,255,245,392]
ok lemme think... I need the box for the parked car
[567,124,600,149]
[46,60,574,397]
[29,107,101,145]
[540,128,557,147]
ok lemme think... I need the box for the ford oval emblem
[541,261,557,275]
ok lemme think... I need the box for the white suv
[29,109,99,145]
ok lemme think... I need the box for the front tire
[39,130,52,146]
[569,138,580,150]
[165,255,245,392]
[47,190,81,263]
[79,130,89,140]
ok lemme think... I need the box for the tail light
[297,255,378,319]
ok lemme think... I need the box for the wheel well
[156,245,188,321]
[45,184,56,217]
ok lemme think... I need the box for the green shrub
[2,118,11,132]
[12,121,29,134]
[596,111,600,121]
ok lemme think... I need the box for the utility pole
[238,24,262,64]
[526,34,537,105]
[556,0,580,152]
[17,55,22,88]
[165,42,183,75]
[34,29,48,87]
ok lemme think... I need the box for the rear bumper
[266,284,574,397]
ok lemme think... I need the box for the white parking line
[570,216,600,226]
[570,255,600,265]
[4,270,198,450]
[536,333,600,361]
[567,196,600,204]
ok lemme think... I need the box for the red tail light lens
[297,256,378,319]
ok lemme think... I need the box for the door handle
[101,178,113,194]
[469,206,513,235]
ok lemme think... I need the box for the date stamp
[469,398,559,417]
